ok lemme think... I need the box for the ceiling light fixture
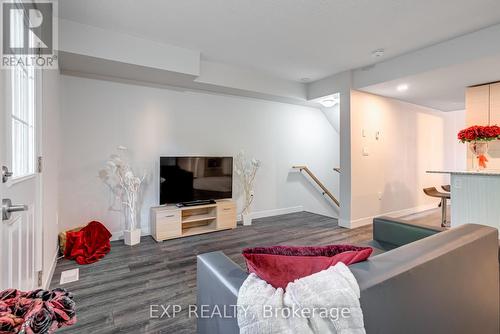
[397,84,409,92]
[320,99,337,108]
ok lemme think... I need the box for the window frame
[6,2,41,184]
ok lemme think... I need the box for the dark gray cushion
[373,216,444,247]
[356,239,397,256]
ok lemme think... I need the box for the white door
[0,63,42,290]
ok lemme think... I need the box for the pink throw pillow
[242,245,372,289]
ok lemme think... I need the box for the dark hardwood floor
[50,211,373,334]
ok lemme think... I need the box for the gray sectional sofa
[197,218,500,334]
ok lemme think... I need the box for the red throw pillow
[242,245,372,289]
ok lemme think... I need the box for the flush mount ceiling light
[397,84,409,92]
[320,99,338,108]
[300,77,311,83]
[371,48,385,58]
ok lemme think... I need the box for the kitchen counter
[426,170,500,238]
[427,170,500,176]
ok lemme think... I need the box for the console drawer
[156,220,181,240]
[217,202,236,229]
[152,209,181,241]
[157,210,181,223]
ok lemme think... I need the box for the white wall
[59,75,340,236]
[41,69,61,287]
[349,91,460,226]
[443,110,466,172]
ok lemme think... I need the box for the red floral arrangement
[457,125,500,143]
[0,288,76,334]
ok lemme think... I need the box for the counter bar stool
[441,185,450,192]
[423,187,451,227]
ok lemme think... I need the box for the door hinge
[37,156,42,173]
[38,271,43,287]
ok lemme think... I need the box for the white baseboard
[110,227,151,241]
[110,232,123,242]
[338,218,351,228]
[237,206,304,221]
[43,247,59,289]
[345,203,440,229]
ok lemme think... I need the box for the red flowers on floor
[0,288,76,333]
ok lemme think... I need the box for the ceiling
[59,0,500,82]
[360,55,500,111]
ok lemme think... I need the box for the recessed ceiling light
[371,49,385,58]
[397,84,409,92]
[320,99,337,108]
[300,77,311,83]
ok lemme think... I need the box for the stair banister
[292,165,340,207]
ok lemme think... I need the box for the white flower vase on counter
[458,125,500,171]
[469,141,489,170]
[99,146,147,246]
[235,151,261,227]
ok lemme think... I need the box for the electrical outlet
[453,178,462,189]
[377,192,383,200]
[362,147,369,156]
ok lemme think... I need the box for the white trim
[110,227,151,242]
[42,247,59,290]
[342,203,441,229]
[238,206,304,221]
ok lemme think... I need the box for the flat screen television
[159,156,233,205]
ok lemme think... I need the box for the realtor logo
[1,0,57,68]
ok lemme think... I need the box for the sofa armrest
[197,225,499,334]
[197,251,248,334]
[350,224,499,334]
[373,216,445,247]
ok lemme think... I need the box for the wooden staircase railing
[292,165,340,207]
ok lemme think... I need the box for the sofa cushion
[355,240,397,256]
[373,216,443,247]
[242,245,372,289]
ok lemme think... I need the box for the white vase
[124,228,141,246]
[469,141,489,170]
[242,213,252,226]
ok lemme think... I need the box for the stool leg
[441,198,447,227]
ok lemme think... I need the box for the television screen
[160,157,233,204]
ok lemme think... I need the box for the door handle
[2,166,13,183]
[2,199,28,221]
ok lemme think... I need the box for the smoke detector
[371,49,385,58]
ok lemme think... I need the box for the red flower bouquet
[458,125,500,169]
[457,125,500,142]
